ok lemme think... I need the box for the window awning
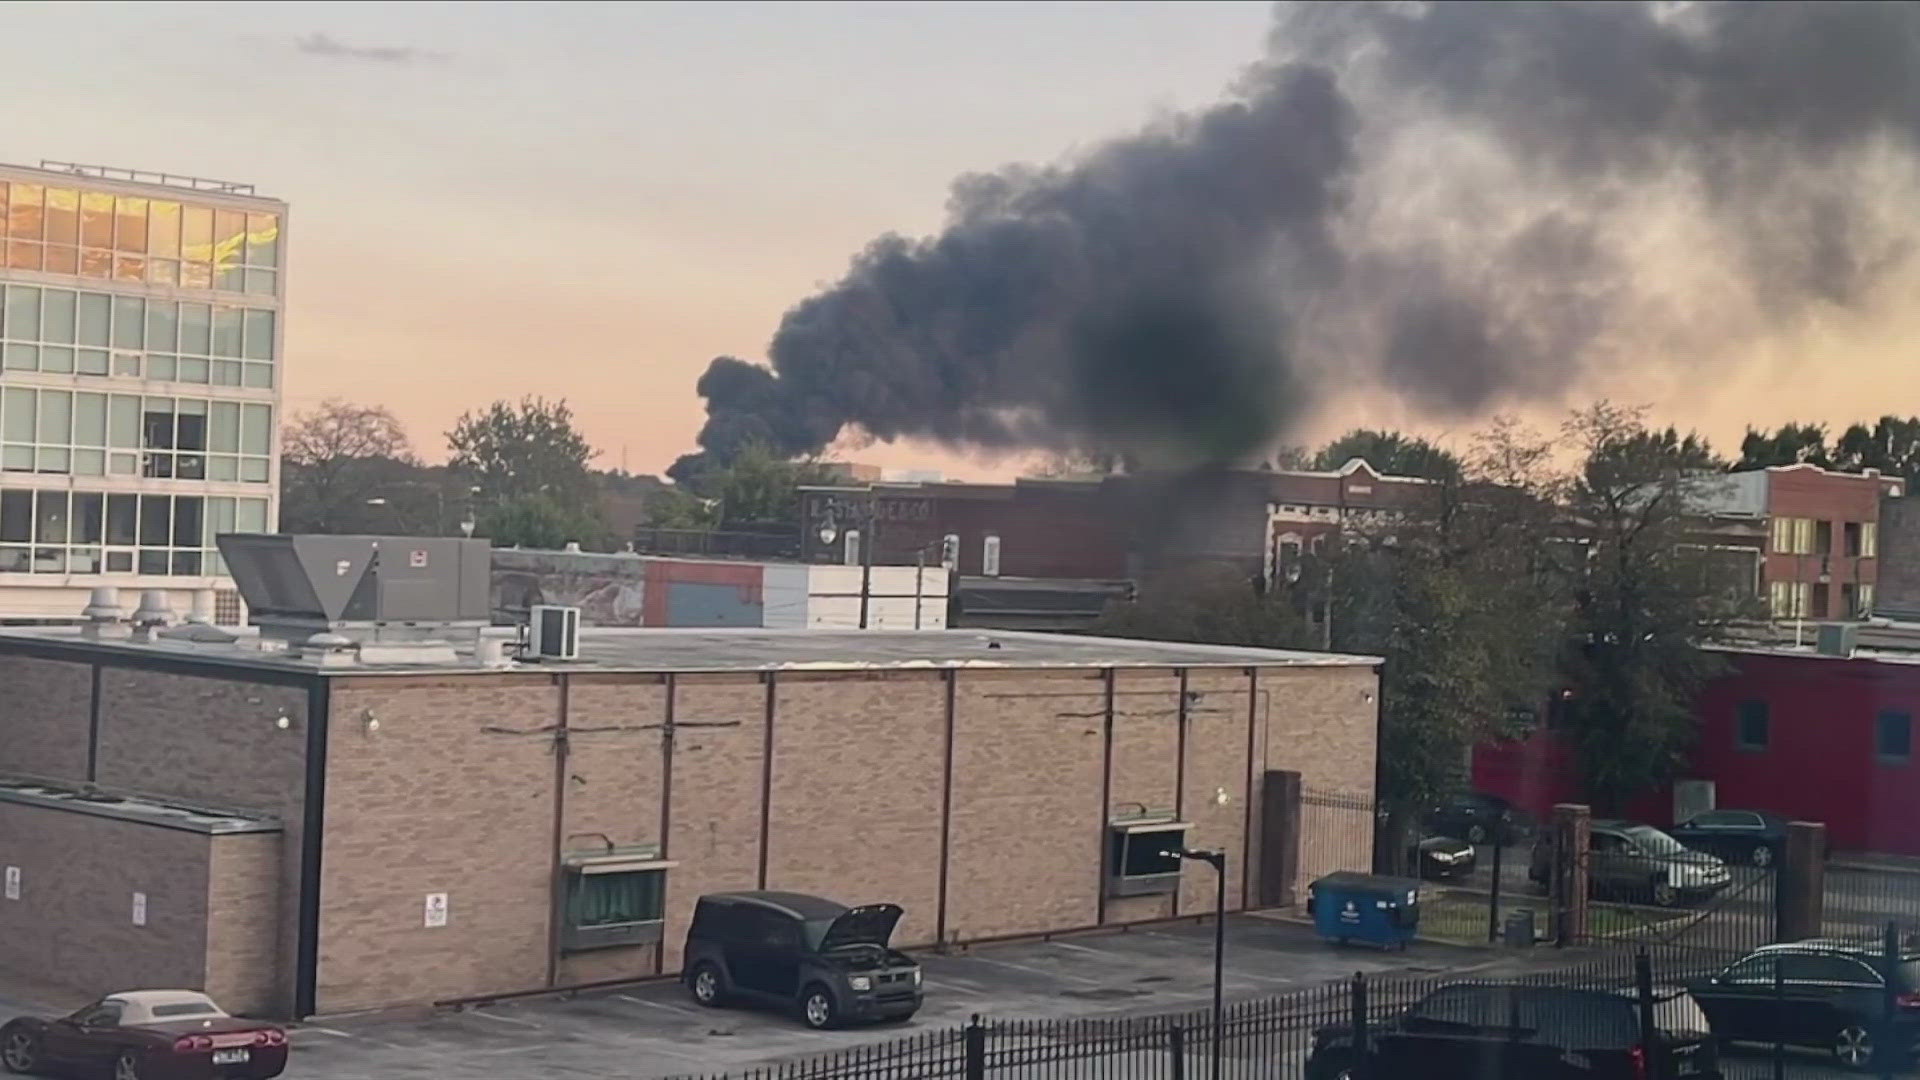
[1113,819,1192,834]
[564,849,678,875]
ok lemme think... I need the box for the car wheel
[114,1050,145,1080]
[800,985,838,1030]
[1466,824,1489,845]
[689,962,728,1008]
[1751,843,1774,868]
[1651,879,1680,907]
[1833,1024,1874,1069]
[0,1028,39,1074]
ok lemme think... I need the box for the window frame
[1735,700,1770,753]
[558,849,674,952]
[1876,709,1912,765]
[1105,814,1191,898]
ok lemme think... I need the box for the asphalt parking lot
[0,916,1529,1080]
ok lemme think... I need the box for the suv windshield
[1622,826,1687,856]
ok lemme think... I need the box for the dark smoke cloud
[676,1,1920,479]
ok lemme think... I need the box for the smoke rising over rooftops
[672,1,1920,481]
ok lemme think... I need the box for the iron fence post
[1169,1022,1186,1080]
[1351,972,1370,1080]
[1772,958,1786,1080]
[1883,921,1900,1080]
[1488,836,1504,944]
[1635,949,1658,1080]
[963,1014,985,1080]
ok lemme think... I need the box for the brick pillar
[1551,803,1592,944]
[1776,820,1828,942]
[1258,770,1303,907]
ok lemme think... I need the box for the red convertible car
[1,990,287,1080]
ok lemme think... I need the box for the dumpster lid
[1309,871,1424,897]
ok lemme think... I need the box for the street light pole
[1170,847,1228,1080]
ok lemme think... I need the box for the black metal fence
[664,947,1739,1080]
[630,528,801,561]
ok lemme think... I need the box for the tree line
[1094,404,1767,843]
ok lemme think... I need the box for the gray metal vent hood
[216,534,491,641]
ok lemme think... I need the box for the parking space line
[615,993,706,1017]
[921,977,993,997]
[1040,939,1115,957]
[466,1009,545,1029]
[961,955,1108,987]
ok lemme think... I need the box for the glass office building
[0,161,284,622]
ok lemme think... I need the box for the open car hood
[819,903,904,951]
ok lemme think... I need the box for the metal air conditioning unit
[530,605,581,660]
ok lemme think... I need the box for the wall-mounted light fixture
[362,709,380,734]
[273,710,292,731]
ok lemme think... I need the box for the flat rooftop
[0,626,1378,676]
[0,774,280,835]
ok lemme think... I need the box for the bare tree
[281,401,419,533]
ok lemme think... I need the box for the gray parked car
[682,891,923,1029]
[1529,819,1732,907]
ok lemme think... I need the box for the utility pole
[858,492,875,630]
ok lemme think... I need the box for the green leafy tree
[1559,403,1760,809]
[1313,428,1463,482]
[689,441,834,533]
[447,397,602,509]
[1736,422,1833,470]
[476,494,607,550]
[1834,415,1920,486]
[637,487,718,530]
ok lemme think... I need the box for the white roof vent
[131,591,174,640]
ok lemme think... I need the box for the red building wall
[1473,649,1920,855]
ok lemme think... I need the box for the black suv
[682,891,923,1029]
[1686,940,1920,1070]
[1307,982,1719,1079]
[1430,792,1534,846]
[1528,819,1732,908]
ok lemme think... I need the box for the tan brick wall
[1104,671,1182,925]
[93,668,309,1014]
[0,801,210,999]
[1261,665,1381,895]
[0,656,92,781]
[319,677,559,1013]
[945,670,1107,941]
[765,672,946,948]
[1179,670,1255,917]
[556,676,669,987]
[205,832,283,1015]
[659,675,766,972]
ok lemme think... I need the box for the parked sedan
[1528,820,1732,907]
[1667,809,1790,868]
[1430,792,1534,845]
[1410,834,1478,881]
[1687,940,1920,1070]
[1,990,287,1080]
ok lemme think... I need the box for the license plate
[212,1048,251,1064]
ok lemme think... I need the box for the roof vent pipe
[564,541,583,554]
[130,590,174,641]
[81,586,127,639]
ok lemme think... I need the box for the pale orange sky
[7,1,1918,480]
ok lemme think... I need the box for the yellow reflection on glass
[115,197,148,253]
[180,261,212,290]
[149,201,180,258]
[181,205,213,260]
[79,248,111,279]
[6,183,40,239]
[0,183,7,241]
[80,192,113,248]
[244,213,279,268]
[44,189,78,244]
[115,255,146,283]
[45,246,77,274]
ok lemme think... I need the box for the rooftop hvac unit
[530,605,581,661]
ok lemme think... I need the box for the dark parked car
[1667,809,1790,868]
[1686,940,1920,1070]
[1306,981,1719,1079]
[682,891,923,1029]
[0,990,288,1080]
[1411,834,1478,880]
[1528,819,1732,908]
[1430,792,1534,845]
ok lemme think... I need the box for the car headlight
[912,969,923,987]
[848,976,872,992]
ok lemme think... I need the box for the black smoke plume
[674,1,1920,480]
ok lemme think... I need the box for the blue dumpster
[1306,872,1422,950]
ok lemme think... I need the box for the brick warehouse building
[0,537,1381,1019]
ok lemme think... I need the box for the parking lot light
[1166,847,1228,1080]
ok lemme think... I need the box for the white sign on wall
[132,892,147,927]
[424,892,448,928]
[3,866,18,901]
